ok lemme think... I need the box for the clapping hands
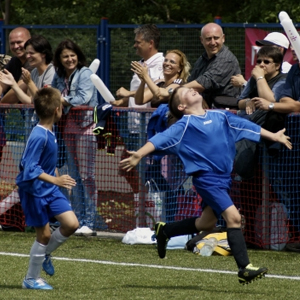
[0,69,16,87]
[21,68,31,85]
[131,61,148,81]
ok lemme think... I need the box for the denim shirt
[52,66,97,127]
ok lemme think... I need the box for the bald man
[1,27,33,102]
[185,23,241,109]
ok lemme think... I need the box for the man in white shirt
[112,24,164,131]
[112,25,164,210]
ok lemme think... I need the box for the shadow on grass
[0,284,23,289]
[122,284,268,295]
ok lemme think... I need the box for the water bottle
[200,237,218,256]
[134,193,139,227]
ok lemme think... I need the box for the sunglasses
[256,59,274,65]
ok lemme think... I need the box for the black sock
[227,228,250,269]
[164,217,198,238]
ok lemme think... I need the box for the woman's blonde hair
[166,49,191,82]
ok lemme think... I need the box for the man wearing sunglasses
[234,46,287,244]
[256,32,291,74]
[231,32,291,88]
[237,46,286,114]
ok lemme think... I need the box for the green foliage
[234,0,300,23]
[4,109,25,141]
[6,0,300,25]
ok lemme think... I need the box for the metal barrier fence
[0,21,299,249]
[0,105,299,250]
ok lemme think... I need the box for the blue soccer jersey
[149,110,261,175]
[16,125,59,197]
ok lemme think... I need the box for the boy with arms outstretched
[120,86,292,284]
[17,87,79,290]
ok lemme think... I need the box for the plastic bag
[122,227,156,245]
[135,179,165,229]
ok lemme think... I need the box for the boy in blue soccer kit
[16,87,79,290]
[120,86,292,284]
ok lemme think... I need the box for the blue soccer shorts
[192,172,233,218]
[19,188,72,227]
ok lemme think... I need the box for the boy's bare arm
[119,142,155,171]
[260,128,292,150]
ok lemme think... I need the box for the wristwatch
[256,76,265,82]
[268,103,275,110]
[168,88,174,95]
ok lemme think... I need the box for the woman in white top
[0,35,55,103]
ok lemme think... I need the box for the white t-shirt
[128,52,164,133]
[30,64,55,123]
[282,61,292,74]
[30,63,55,88]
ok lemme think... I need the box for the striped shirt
[188,45,241,107]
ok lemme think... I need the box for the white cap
[256,32,290,49]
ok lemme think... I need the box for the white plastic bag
[122,227,156,245]
[146,179,165,221]
[135,179,165,229]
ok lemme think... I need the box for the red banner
[245,28,269,79]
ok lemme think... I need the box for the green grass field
[0,230,299,300]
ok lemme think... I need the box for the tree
[3,0,300,25]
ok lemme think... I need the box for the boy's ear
[178,103,186,111]
[55,106,61,115]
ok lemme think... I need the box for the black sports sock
[163,217,198,238]
[227,228,250,269]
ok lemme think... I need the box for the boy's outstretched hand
[120,142,155,171]
[275,128,292,150]
[119,151,142,172]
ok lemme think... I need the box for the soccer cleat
[154,222,169,259]
[43,254,55,276]
[22,277,53,290]
[238,263,268,284]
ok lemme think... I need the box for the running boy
[120,86,292,285]
[17,87,79,290]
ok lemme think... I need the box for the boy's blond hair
[33,87,61,120]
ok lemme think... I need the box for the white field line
[0,251,299,281]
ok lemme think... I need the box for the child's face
[179,87,202,107]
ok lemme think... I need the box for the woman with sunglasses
[237,46,286,115]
